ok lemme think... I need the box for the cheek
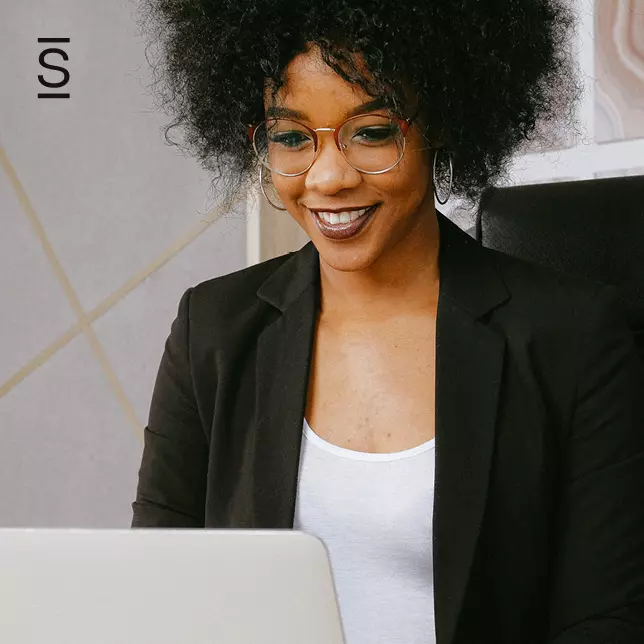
[380,155,431,204]
[272,175,305,205]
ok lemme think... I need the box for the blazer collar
[256,210,509,318]
[252,210,509,644]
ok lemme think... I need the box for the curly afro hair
[135,0,583,213]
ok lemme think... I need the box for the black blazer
[132,212,644,644]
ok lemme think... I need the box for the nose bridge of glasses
[311,126,343,153]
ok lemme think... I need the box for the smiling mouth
[309,205,379,225]
[309,203,379,240]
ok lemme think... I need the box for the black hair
[135,0,583,213]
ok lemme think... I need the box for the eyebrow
[266,97,390,121]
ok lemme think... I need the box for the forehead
[263,47,382,122]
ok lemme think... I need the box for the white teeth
[315,207,372,225]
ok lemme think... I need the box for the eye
[268,131,312,150]
[353,125,398,144]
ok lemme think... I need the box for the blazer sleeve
[548,286,644,643]
[131,287,209,528]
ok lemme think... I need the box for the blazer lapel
[433,214,509,644]
[252,213,509,644]
[252,242,320,528]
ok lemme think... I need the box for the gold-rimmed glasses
[247,109,418,176]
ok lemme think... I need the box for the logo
[38,38,70,98]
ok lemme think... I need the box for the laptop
[0,528,346,644]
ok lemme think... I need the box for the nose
[304,132,362,194]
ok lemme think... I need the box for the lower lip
[311,205,378,240]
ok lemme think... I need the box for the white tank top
[293,418,437,644]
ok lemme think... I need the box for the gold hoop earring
[259,165,287,211]
[433,148,453,205]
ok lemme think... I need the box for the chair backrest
[475,175,644,360]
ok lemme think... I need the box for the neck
[317,205,441,323]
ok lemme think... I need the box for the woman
[132,1,644,642]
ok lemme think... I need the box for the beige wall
[0,0,246,526]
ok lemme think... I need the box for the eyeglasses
[247,110,417,177]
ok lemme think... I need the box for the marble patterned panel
[595,0,644,143]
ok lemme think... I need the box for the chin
[315,241,381,273]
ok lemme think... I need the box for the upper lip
[307,204,378,213]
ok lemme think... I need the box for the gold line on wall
[0,143,143,440]
[0,323,83,400]
[0,217,215,407]
[87,218,214,322]
[0,191,243,416]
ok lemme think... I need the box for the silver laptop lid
[0,529,345,644]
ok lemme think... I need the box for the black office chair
[474,175,644,360]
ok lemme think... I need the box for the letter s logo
[38,48,70,88]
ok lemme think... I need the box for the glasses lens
[253,119,315,175]
[340,115,405,172]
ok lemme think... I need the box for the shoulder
[475,245,636,432]
[441,216,611,327]
[191,250,293,302]
[180,249,295,342]
[478,244,614,328]
[475,243,631,393]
